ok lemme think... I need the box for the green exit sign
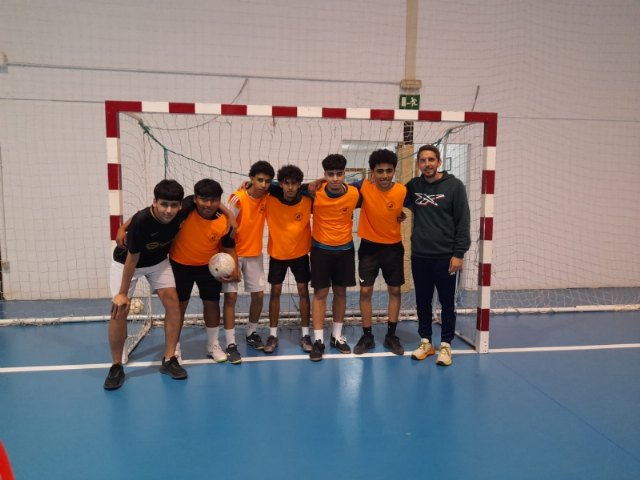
[399,94,420,110]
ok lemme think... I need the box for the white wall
[0,0,639,299]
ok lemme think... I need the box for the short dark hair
[249,160,275,179]
[194,178,223,199]
[417,144,441,161]
[277,164,304,184]
[322,154,347,171]
[154,179,184,202]
[368,149,397,170]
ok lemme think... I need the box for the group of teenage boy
[104,144,470,390]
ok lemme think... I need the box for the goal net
[106,102,496,352]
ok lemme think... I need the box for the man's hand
[449,257,463,275]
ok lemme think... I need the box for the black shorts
[268,255,311,285]
[170,260,222,302]
[310,246,356,289]
[358,240,405,287]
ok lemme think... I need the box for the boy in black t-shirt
[104,179,189,390]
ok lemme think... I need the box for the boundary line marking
[1,343,639,374]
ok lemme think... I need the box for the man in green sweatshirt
[404,144,470,366]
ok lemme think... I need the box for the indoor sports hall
[1,1,639,479]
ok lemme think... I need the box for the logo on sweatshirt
[414,193,445,206]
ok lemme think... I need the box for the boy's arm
[115,217,132,248]
[218,203,238,238]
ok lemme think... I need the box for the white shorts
[222,254,265,293]
[110,257,176,298]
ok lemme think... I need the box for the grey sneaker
[300,334,313,353]
[263,335,279,354]
[246,332,264,350]
[225,343,242,364]
[160,356,188,380]
[353,333,375,355]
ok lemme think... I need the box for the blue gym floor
[1,309,639,479]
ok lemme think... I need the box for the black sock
[387,322,397,336]
[363,326,372,336]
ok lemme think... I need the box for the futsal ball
[129,297,144,315]
[208,252,236,280]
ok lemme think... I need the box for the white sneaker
[436,342,452,366]
[207,343,228,363]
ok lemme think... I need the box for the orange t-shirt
[228,188,267,257]
[265,195,312,260]
[357,180,407,244]
[170,209,229,265]
[312,184,360,246]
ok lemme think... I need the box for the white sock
[314,329,324,344]
[206,327,220,346]
[247,322,258,336]
[270,327,278,337]
[224,328,236,347]
[301,326,310,336]
[332,322,343,339]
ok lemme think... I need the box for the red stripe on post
[221,104,247,116]
[322,107,347,119]
[480,217,494,241]
[272,106,298,117]
[482,170,496,194]
[105,101,142,138]
[418,110,442,121]
[476,308,490,331]
[110,215,123,241]
[169,102,196,114]
[370,109,395,120]
[107,163,121,190]
[478,263,492,287]
[465,112,498,147]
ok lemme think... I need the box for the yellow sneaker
[436,342,452,366]
[411,339,436,360]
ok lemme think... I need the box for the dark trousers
[411,255,457,344]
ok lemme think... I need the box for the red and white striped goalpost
[105,101,497,353]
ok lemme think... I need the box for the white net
[116,110,487,345]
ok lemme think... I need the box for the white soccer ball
[129,297,145,315]
[208,252,236,280]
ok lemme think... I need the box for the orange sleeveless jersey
[228,188,267,257]
[312,184,360,246]
[265,195,312,260]
[170,210,228,266]
[357,180,407,244]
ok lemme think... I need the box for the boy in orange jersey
[223,160,275,361]
[309,154,362,361]
[351,149,407,356]
[169,179,240,364]
[263,165,313,353]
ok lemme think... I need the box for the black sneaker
[263,335,279,354]
[353,333,375,355]
[384,334,405,356]
[309,340,325,361]
[225,343,242,364]
[103,364,125,390]
[330,335,351,354]
[300,334,313,353]
[160,356,188,380]
[246,332,264,350]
